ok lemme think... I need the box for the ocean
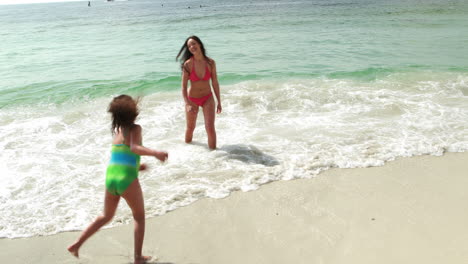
[1,0,467,238]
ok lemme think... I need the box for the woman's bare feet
[67,243,80,258]
[135,255,152,264]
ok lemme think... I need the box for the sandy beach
[1,152,467,264]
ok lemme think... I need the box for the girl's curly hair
[107,95,140,134]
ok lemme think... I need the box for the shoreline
[1,152,468,263]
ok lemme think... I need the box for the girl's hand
[139,163,147,171]
[216,103,222,114]
[155,151,168,162]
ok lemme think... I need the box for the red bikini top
[189,57,211,81]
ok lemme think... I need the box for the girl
[176,35,222,149]
[67,95,168,264]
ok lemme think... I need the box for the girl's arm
[210,60,222,114]
[130,125,168,162]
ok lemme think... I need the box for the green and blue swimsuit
[105,144,140,196]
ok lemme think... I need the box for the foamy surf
[1,73,467,238]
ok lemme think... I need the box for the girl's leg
[202,97,216,149]
[185,104,199,143]
[122,179,150,264]
[67,190,120,258]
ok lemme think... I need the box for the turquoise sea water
[1,0,467,238]
[1,0,467,107]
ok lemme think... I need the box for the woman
[176,36,222,149]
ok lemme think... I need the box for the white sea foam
[0,73,467,238]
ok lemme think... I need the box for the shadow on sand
[218,144,279,166]
[128,261,198,264]
[188,142,279,167]
[126,261,177,264]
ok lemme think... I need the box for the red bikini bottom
[188,93,212,106]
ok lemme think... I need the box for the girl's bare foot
[67,243,80,258]
[134,255,152,264]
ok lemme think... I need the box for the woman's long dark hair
[108,95,139,135]
[176,35,208,72]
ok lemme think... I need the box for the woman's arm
[210,59,222,114]
[182,61,190,104]
[182,61,197,112]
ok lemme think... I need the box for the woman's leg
[122,179,150,264]
[67,190,120,258]
[202,97,216,149]
[185,104,199,144]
